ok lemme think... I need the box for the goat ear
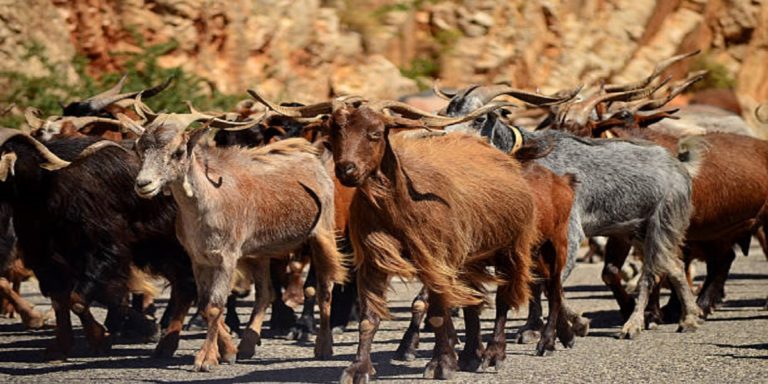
[0,152,17,182]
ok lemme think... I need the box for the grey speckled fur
[443,94,702,336]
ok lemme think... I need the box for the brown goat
[603,128,768,318]
[393,160,580,363]
[323,102,537,381]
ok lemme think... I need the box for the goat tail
[309,227,348,285]
[643,190,692,277]
[496,226,536,311]
[676,135,709,179]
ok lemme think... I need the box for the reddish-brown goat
[325,103,537,382]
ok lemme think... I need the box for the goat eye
[474,116,487,125]
[172,148,185,158]
[368,132,382,140]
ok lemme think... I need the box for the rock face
[1,0,767,133]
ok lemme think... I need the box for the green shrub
[690,55,736,91]
[0,36,240,128]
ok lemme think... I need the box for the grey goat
[440,85,703,339]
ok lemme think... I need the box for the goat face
[134,123,188,198]
[328,106,387,188]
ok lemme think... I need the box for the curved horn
[88,76,174,112]
[631,70,706,113]
[468,84,577,106]
[388,101,516,127]
[116,113,146,135]
[0,128,71,170]
[68,116,124,131]
[76,140,129,160]
[367,99,447,120]
[132,93,158,122]
[604,50,701,92]
[432,79,456,100]
[247,88,332,117]
[185,101,265,129]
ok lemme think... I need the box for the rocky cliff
[1,0,766,128]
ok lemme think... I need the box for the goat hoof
[153,332,180,358]
[617,328,640,340]
[222,353,236,365]
[22,310,46,330]
[676,316,700,333]
[314,341,334,360]
[571,316,590,337]
[458,349,483,372]
[43,347,68,363]
[424,354,458,379]
[392,350,416,362]
[340,362,374,384]
[516,329,541,344]
[237,329,261,360]
[480,342,506,371]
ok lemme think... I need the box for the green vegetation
[0,36,240,128]
[690,55,736,91]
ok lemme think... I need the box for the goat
[393,158,579,361]
[439,84,703,340]
[124,106,346,372]
[0,129,196,360]
[251,94,541,380]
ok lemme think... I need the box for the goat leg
[340,264,388,384]
[193,303,223,372]
[697,246,735,318]
[0,277,44,329]
[238,257,271,360]
[458,304,484,372]
[288,265,316,341]
[602,237,634,320]
[423,294,458,380]
[481,292,509,371]
[393,288,428,361]
[618,269,654,339]
[153,284,194,358]
[516,283,544,344]
[44,293,74,361]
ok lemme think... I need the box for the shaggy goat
[393,159,579,361]
[0,129,196,360]
[251,94,541,380]
[440,84,703,339]
[124,108,345,372]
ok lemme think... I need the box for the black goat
[0,129,195,360]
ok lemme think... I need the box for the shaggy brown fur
[330,105,537,381]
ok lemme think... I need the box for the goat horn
[387,101,515,127]
[367,100,446,120]
[0,128,71,170]
[76,140,129,160]
[247,88,332,117]
[468,84,577,106]
[432,79,456,100]
[69,116,124,131]
[630,70,706,113]
[132,93,158,122]
[87,76,174,113]
[604,50,701,92]
[116,113,146,135]
[185,101,261,129]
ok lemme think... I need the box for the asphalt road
[1,249,766,384]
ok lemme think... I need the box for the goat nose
[337,162,357,176]
[136,178,152,188]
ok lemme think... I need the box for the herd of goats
[1,49,767,382]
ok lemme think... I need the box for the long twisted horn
[381,101,516,127]
[604,50,701,92]
[468,84,579,106]
[0,128,71,170]
[247,88,333,117]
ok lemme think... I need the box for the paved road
[1,250,766,383]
